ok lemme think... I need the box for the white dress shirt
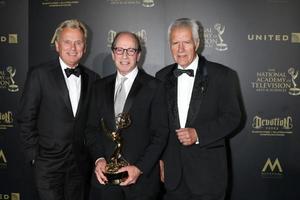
[177,55,199,128]
[114,67,138,101]
[59,57,81,117]
[95,67,138,165]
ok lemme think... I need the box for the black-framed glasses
[113,47,138,56]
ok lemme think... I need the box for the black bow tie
[173,68,194,77]
[64,67,81,78]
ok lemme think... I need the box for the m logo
[262,158,283,175]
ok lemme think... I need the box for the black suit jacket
[85,69,169,195]
[18,59,100,184]
[156,56,241,196]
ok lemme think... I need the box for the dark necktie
[173,68,194,77]
[65,67,81,77]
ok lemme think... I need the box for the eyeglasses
[113,47,138,56]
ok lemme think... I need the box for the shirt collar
[177,55,199,74]
[116,66,138,83]
[59,57,79,70]
[59,57,80,79]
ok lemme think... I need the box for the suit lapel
[75,65,88,118]
[106,74,117,129]
[185,56,208,127]
[123,70,143,114]
[165,64,181,129]
[51,61,73,117]
[106,70,145,128]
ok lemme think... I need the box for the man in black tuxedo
[156,18,242,200]
[18,19,99,200]
[85,32,169,200]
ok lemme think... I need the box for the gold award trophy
[101,113,131,185]
[7,66,19,92]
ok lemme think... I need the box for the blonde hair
[54,19,87,43]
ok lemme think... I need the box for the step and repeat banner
[0,0,30,200]
[1,0,300,199]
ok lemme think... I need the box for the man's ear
[136,52,141,62]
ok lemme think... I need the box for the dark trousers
[89,184,157,200]
[34,159,87,200]
[163,178,225,200]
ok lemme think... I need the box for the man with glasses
[85,31,169,200]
